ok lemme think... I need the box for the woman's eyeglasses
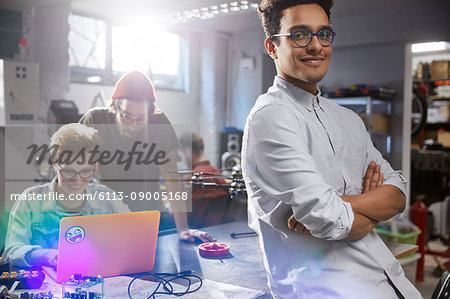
[56,164,95,180]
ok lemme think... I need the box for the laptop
[43,211,160,283]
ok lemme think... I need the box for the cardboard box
[427,104,450,123]
[430,60,449,80]
[437,130,450,148]
[359,113,390,131]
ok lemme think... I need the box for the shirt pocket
[350,149,365,193]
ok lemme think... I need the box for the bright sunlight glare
[112,21,180,76]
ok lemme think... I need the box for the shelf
[330,96,391,159]
[429,97,450,101]
[426,123,450,130]
[414,78,450,84]
[330,96,390,106]
[370,130,389,135]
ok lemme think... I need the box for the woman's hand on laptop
[25,249,58,268]
[179,229,215,243]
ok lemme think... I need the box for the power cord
[127,270,202,298]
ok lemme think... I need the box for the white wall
[67,83,113,115]
[230,29,266,130]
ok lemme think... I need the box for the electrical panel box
[0,59,39,125]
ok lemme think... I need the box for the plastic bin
[399,253,421,285]
[374,228,421,245]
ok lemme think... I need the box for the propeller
[175,165,246,198]
[178,170,224,176]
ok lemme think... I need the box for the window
[112,25,184,89]
[68,13,185,90]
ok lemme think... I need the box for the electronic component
[61,274,104,299]
[0,270,45,289]
[63,290,98,299]
[19,291,53,298]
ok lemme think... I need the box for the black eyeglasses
[117,105,147,124]
[56,164,95,180]
[272,28,336,47]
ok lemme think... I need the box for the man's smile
[299,56,326,65]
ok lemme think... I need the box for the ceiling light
[411,41,448,53]
[158,1,260,25]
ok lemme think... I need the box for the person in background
[5,123,130,268]
[80,71,213,242]
[178,132,230,228]
[242,0,422,298]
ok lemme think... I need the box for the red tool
[198,242,230,257]
[410,196,427,282]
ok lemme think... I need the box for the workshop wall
[229,28,264,130]
[33,2,71,124]
[321,0,450,170]
[198,34,228,167]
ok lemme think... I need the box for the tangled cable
[127,270,202,298]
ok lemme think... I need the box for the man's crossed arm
[288,161,406,240]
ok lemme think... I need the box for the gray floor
[415,240,449,299]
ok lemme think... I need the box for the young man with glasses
[5,123,130,268]
[242,1,422,298]
[80,71,214,243]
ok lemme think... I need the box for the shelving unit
[411,49,450,149]
[413,78,450,149]
[330,96,392,160]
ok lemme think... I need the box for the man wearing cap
[80,71,213,242]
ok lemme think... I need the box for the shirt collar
[273,76,323,112]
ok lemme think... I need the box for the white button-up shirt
[242,76,422,299]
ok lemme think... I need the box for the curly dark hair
[258,0,334,44]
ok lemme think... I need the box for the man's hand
[362,161,383,193]
[178,229,215,243]
[287,215,311,235]
[25,249,58,268]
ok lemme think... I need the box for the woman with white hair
[5,123,129,269]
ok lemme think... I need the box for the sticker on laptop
[65,226,85,244]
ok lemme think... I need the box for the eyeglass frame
[117,102,148,124]
[271,28,336,48]
[55,164,96,180]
